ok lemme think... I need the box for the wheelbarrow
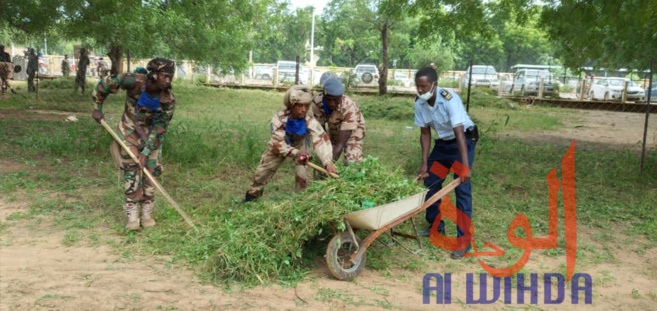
[325,179,461,281]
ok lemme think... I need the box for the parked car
[461,65,499,89]
[510,69,556,96]
[392,71,413,87]
[254,64,275,80]
[276,60,308,84]
[353,64,379,85]
[645,82,657,102]
[589,77,645,101]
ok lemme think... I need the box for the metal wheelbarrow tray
[325,179,461,281]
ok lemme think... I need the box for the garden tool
[100,119,195,228]
[306,161,339,179]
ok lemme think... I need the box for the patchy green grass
[1,81,656,286]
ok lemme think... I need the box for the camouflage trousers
[117,124,163,204]
[247,139,309,198]
[75,70,86,93]
[27,71,36,92]
[0,62,12,95]
[342,126,365,165]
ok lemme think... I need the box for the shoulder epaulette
[440,89,452,100]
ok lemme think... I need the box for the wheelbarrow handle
[306,161,340,179]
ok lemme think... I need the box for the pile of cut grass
[209,156,425,284]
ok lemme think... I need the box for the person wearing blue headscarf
[244,85,338,202]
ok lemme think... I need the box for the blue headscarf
[285,118,307,136]
[322,96,333,116]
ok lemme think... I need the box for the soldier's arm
[308,118,334,167]
[142,101,175,156]
[267,113,300,158]
[92,73,135,112]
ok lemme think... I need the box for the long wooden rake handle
[100,119,195,228]
[306,161,340,179]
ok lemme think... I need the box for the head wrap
[283,85,313,109]
[146,57,175,75]
[323,77,344,96]
[134,66,148,74]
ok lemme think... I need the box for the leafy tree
[251,2,316,63]
[539,0,657,70]
[3,0,270,74]
[320,0,379,67]
[406,37,456,72]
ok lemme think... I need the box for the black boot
[243,191,257,203]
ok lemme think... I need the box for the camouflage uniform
[97,59,110,78]
[311,94,366,164]
[93,73,175,205]
[0,62,14,95]
[246,89,334,198]
[75,52,90,94]
[26,51,38,93]
[61,57,71,77]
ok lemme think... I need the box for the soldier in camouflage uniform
[244,85,337,202]
[0,44,17,96]
[311,77,366,165]
[97,57,110,79]
[91,58,176,231]
[61,54,71,77]
[26,48,38,93]
[75,48,90,94]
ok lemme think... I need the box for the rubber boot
[124,202,141,231]
[140,200,156,228]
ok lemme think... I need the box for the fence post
[621,81,628,103]
[538,77,544,98]
[580,80,586,102]
[498,76,503,97]
[273,67,279,87]
[205,66,211,84]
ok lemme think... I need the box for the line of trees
[2,0,654,95]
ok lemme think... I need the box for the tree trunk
[379,21,389,96]
[107,44,123,75]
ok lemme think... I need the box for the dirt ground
[510,109,657,151]
[1,108,656,310]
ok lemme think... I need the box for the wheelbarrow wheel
[326,231,366,281]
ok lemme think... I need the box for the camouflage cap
[146,57,175,75]
[283,85,313,109]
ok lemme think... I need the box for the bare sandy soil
[509,109,657,151]
[1,108,656,310]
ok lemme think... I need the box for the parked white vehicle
[392,71,413,87]
[510,69,556,96]
[353,64,379,85]
[276,60,309,84]
[461,65,499,89]
[589,77,645,101]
